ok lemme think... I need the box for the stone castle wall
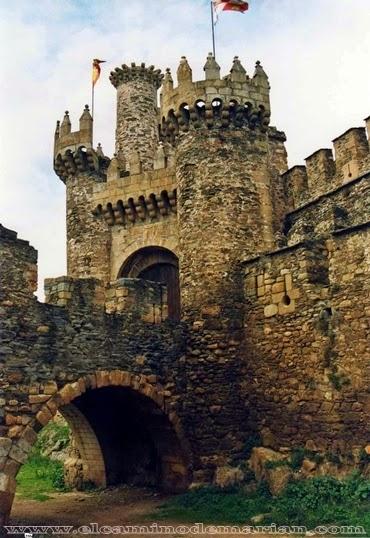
[243,223,370,452]
[0,52,369,525]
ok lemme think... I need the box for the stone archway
[119,246,181,321]
[60,403,106,489]
[0,370,191,526]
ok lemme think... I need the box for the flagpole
[91,82,95,148]
[210,1,216,59]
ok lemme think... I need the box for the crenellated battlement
[160,54,270,122]
[282,117,370,208]
[54,106,93,159]
[110,62,163,89]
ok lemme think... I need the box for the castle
[0,52,369,524]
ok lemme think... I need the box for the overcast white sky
[0,0,369,297]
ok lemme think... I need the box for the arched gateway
[0,371,191,526]
[119,247,181,321]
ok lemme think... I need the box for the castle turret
[159,55,288,472]
[110,63,164,170]
[160,57,287,307]
[54,106,93,158]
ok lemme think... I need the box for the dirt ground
[8,487,275,537]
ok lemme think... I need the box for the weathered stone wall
[45,275,168,323]
[66,174,111,282]
[177,129,264,320]
[285,173,369,245]
[0,225,37,305]
[243,223,370,452]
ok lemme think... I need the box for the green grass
[155,475,370,531]
[16,453,67,501]
[16,420,70,501]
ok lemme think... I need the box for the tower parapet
[110,62,164,171]
[160,54,270,132]
[54,106,93,158]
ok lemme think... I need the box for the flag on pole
[213,0,248,23]
[92,58,106,87]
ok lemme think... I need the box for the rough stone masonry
[0,52,369,525]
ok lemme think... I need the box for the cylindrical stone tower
[110,63,163,170]
[177,130,268,323]
[159,55,283,477]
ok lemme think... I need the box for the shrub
[155,474,370,531]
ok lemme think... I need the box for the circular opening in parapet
[323,307,333,316]
[212,98,222,108]
[282,295,291,306]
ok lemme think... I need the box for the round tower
[161,55,275,322]
[158,55,288,475]
[110,63,164,170]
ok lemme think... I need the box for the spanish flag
[213,0,249,15]
[92,59,106,87]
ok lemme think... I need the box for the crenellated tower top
[110,62,163,89]
[160,54,270,118]
[159,54,271,143]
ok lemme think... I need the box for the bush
[16,419,71,500]
[155,474,370,531]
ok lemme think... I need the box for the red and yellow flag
[213,0,249,15]
[92,58,106,87]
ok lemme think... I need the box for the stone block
[43,381,58,395]
[29,394,51,404]
[20,427,37,446]
[257,286,265,297]
[214,466,244,489]
[36,407,53,426]
[59,384,76,404]
[264,304,277,318]
[271,282,285,293]
[109,370,124,386]
[0,438,12,458]
[8,445,28,464]
[3,458,21,476]
[0,472,11,492]
[272,292,284,304]
[278,300,296,315]
[284,273,293,291]
[96,371,110,388]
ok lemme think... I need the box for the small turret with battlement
[54,106,93,157]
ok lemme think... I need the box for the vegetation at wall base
[155,474,370,531]
[16,421,70,501]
